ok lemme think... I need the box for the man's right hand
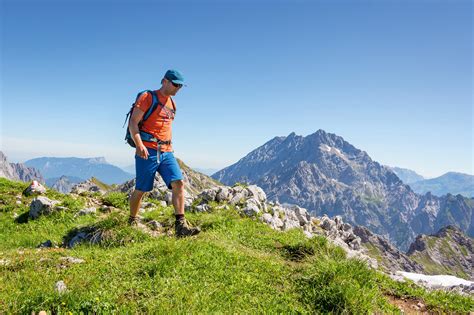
[136,144,149,160]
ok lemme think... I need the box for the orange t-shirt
[134,90,176,152]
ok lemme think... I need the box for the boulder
[29,197,61,219]
[22,180,47,196]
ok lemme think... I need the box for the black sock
[175,214,185,221]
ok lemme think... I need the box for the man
[128,69,201,237]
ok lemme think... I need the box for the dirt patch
[386,295,429,314]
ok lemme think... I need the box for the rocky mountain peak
[0,151,44,183]
[212,130,473,251]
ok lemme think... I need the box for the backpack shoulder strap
[142,90,163,122]
[170,97,176,113]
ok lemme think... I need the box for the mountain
[389,167,425,184]
[409,172,474,197]
[0,151,44,183]
[353,225,424,274]
[46,175,84,194]
[24,157,134,185]
[407,226,473,280]
[212,130,474,251]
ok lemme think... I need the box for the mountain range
[390,167,425,184]
[24,157,134,185]
[391,167,473,197]
[409,172,473,198]
[212,130,474,251]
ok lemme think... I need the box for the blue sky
[1,0,472,178]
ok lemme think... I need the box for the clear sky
[1,0,472,178]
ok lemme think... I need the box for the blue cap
[164,69,185,85]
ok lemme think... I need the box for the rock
[71,179,106,195]
[271,215,284,229]
[200,188,218,202]
[353,225,425,273]
[184,198,193,208]
[29,196,61,219]
[320,216,336,231]
[22,180,47,196]
[141,202,155,209]
[282,219,300,231]
[216,187,231,202]
[216,204,230,210]
[55,280,67,294]
[15,200,21,205]
[164,192,173,204]
[59,256,85,264]
[242,202,260,217]
[159,201,167,207]
[261,213,273,224]
[406,225,473,280]
[342,223,352,232]
[195,204,210,212]
[229,191,247,205]
[76,207,96,216]
[147,220,162,231]
[292,205,310,226]
[334,215,343,229]
[246,185,267,203]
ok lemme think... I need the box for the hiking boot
[128,216,140,226]
[175,218,201,238]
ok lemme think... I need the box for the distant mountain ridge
[25,157,134,185]
[0,151,44,183]
[389,167,425,184]
[212,130,474,250]
[409,172,474,198]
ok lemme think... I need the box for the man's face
[165,79,182,96]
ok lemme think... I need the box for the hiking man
[128,69,200,237]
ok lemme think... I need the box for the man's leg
[157,152,200,237]
[171,180,184,215]
[130,189,146,219]
[131,147,158,225]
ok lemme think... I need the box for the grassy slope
[0,178,472,314]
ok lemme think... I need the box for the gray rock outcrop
[353,225,425,273]
[29,196,61,219]
[0,151,44,183]
[407,225,473,280]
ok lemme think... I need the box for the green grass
[0,177,472,313]
[101,192,129,210]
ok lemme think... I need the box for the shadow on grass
[14,211,30,224]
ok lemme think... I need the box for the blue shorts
[135,148,183,192]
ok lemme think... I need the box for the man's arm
[128,107,149,159]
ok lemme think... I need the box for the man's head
[161,69,185,96]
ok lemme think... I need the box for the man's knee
[132,189,146,199]
[171,180,184,191]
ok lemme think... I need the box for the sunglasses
[168,79,183,88]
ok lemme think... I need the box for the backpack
[123,90,176,148]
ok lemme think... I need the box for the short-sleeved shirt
[135,90,176,152]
